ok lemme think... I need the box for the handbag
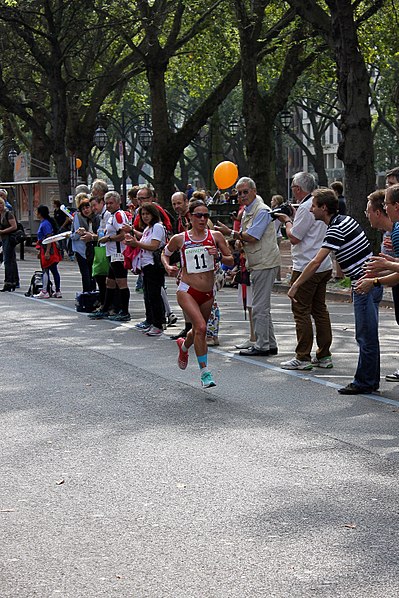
[92,245,109,277]
[39,242,61,268]
[9,227,25,247]
[153,247,165,270]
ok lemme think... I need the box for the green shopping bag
[92,245,109,277]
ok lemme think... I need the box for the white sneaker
[146,326,163,337]
[280,358,313,370]
[235,339,255,350]
[311,356,333,368]
[33,290,50,299]
[53,291,62,298]
[167,313,178,326]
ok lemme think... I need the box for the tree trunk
[147,59,176,205]
[30,130,52,178]
[332,1,375,230]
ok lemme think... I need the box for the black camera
[270,203,294,220]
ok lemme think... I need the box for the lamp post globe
[93,126,108,151]
[8,148,18,165]
[139,125,152,150]
[228,117,240,137]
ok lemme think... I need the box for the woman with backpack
[0,196,20,292]
[35,205,62,299]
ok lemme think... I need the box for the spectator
[89,192,113,313]
[71,198,100,292]
[0,189,13,210]
[330,181,346,215]
[89,191,130,322]
[357,183,399,382]
[215,176,280,357]
[271,194,284,283]
[125,203,167,336]
[280,172,333,370]
[0,197,19,292]
[35,205,62,299]
[289,188,380,395]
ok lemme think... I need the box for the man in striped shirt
[286,188,383,395]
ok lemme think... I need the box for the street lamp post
[280,110,293,201]
[93,111,152,206]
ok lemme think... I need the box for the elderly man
[280,171,333,370]
[89,191,130,322]
[215,176,280,356]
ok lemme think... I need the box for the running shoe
[108,311,131,322]
[201,371,216,388]
[146,326,163,337]
[52,291,63,298]
[280,358,313,370]
[33,290,50,299]
[135,320,150,330]
[87,310,109,319]
[311,355,333,369]
[177,338,188,370]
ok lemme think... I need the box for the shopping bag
[92,245,109,277]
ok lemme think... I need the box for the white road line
[12,291,399,409]
[209,347,399,408]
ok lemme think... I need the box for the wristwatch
[373,278,381,287]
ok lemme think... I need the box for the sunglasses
[237,189,251,196]
[81,204,91,209]
[191,212,209,219]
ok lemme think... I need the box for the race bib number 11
[185,246,214,274]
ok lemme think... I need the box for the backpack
[5,211,26,246]
[25,270,53,297]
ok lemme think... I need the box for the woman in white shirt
[125,203,166,336]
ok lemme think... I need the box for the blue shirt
[242,197,272,240]
[37,219,53,241]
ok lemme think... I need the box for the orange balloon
[75,158,82,169]
[213,161,238,189]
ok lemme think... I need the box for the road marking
[12,291,399,409]
[209,348,399,409]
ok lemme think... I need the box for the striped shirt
[322,214,371,281]
[390,221,399,256]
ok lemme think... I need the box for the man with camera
[279,171,333,371]
[215,176,280,356]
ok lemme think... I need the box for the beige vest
[241,197,280,270]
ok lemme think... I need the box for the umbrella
[238,253,250,320]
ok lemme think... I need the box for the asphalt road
[1,254,399,597]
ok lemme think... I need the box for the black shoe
[338,383,375,395]
[239,346,277,357]
[170,329,187,340]
[0,283,15,292]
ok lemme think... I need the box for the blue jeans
[352,285,383,390]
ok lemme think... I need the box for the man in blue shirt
[215,177,280,356]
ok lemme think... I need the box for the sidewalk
[274,239,394,307]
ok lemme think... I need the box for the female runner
[162,200,233,388]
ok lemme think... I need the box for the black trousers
[142,264,165,330]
